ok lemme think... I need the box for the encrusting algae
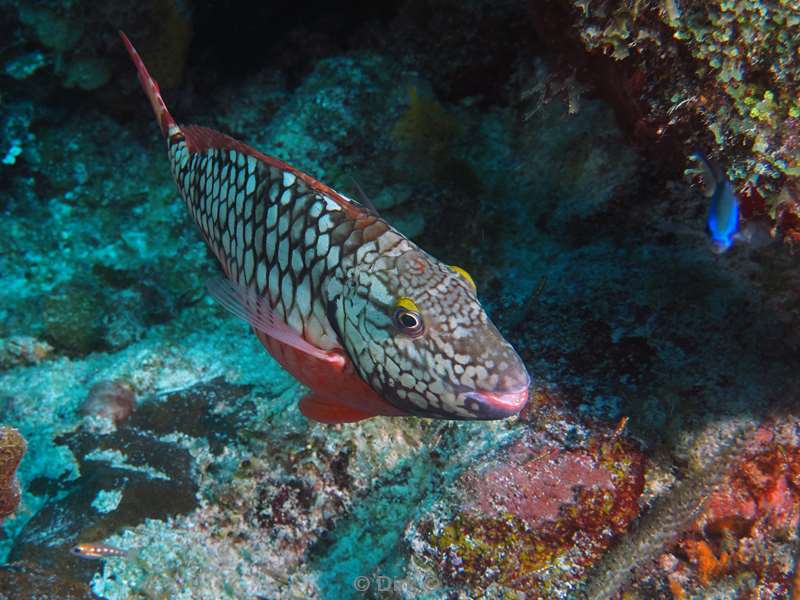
[419,424,646,597]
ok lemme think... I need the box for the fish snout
[464,341,532,418]
[462,363,531,419]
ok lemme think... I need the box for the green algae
[392,86,484,197]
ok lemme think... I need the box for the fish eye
[392,297,425,337]
[393,308,424,337]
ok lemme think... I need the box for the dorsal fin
[347,176,380,216]
[119,32,178,139]
[122,33,376,221]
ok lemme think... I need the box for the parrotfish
[121,33,530,424]
[70,542,128,560]
[690,153,739,254]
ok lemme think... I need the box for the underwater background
[2,0,800,598]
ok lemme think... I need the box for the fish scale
[122,31,531,423]
[166,129,380,344]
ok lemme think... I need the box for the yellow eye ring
[395,296,419,312]
[450,265,476,289]
[393,297,424,337]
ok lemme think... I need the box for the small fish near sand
[70,542,128,560]
[689,153,740,254]
[120,33,530,424]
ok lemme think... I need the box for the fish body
[121,33,530,423]
[70,543,128,560]
[690,153,739,254]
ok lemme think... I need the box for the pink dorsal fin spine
[119,31,179,139]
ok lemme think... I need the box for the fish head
[709,236,733,254]
[706,220,734,253]
[334,246,530,419]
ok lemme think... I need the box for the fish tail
[119,31,179,139]
[689,152,717,198]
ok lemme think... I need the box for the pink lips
[483,388,529,410]
[466,386,530,416]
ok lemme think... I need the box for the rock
[80,381,137,426]
[9,423,198,582]
[0,336,53,370]
[7,378,253,584]
[41,280,109,357]
[411,427,646,596]
[0,427,26,523]
[0,561,97,600]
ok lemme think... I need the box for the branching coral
[0,427,26,523]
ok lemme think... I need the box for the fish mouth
[463,385,530,419]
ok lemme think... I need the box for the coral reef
[582,415,760,598]
[0,1,799,598]
[658,416,800,598]
[533,0,800,245]
[6,0,192,92]
[0,428,25,524]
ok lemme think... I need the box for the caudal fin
[120,31,178,139]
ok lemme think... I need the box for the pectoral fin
[206,277,343,367]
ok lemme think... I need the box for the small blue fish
[690,153,739,254]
